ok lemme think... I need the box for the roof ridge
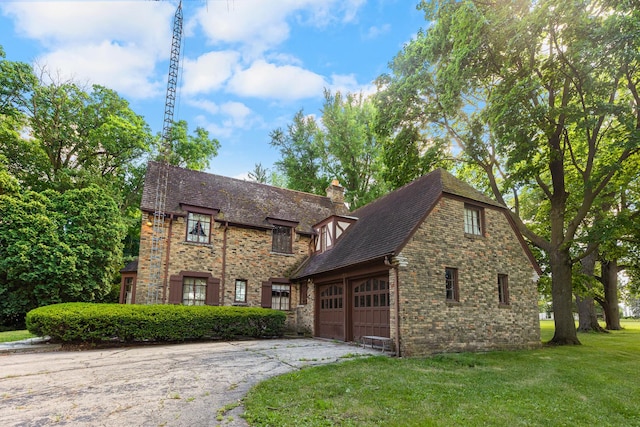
[148,160,333,202]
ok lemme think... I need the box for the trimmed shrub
[26,303,286,343]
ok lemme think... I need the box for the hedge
[26,303,286,343]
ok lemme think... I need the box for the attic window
[464,205,483,236]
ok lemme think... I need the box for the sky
[0,0,426,179]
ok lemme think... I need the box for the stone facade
[135,213,314,330]
[128,164,541,356]
[393,196,540,356]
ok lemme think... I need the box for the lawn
[242,320,640,426]
[0,330,35,343]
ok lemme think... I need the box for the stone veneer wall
[136,214,313,330]
[396,196,540,356]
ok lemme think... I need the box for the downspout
[162,214,174,304]
[220,221,229,305]
[385,256,401,357]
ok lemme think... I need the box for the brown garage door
[352,277,390,339]
[317,283,344,340]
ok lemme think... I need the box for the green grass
[242,320,640,427]
[0,330,35,343]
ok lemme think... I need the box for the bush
[26,303,286,343]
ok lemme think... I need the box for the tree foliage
[270,109,329,195]
[157,119,220,171]
[0,183,126,327]
[377,0,640,344]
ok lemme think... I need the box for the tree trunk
[576,295,606,332]
[602,259,622,330]
[576,251,606,332]
[548,248,581,345]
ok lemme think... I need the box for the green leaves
[0,185,126,327]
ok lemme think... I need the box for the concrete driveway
[0,339,383,426]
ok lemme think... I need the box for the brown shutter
[206,279,220,306]
[168,275,182,304]
[261,281,272,308]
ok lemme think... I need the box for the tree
[0,182,125,327]
[157,120,220,171]
[248,163,269,184]
[377,0,640,344]
[270,109,328,195]
[320,90,387,208]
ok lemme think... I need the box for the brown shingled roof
[142,161,341,234]
[292,168,506,279]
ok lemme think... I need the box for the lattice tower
[147,1,183,304]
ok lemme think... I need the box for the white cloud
[3,2,172,51]
[36,41,162,99]
[2,1,174,99]
[328,73,375,97]
[227,60,327,101]
[220,102,253,128]
[365,23,392,40]
[188,99,220,116]
[192,0,366,56]
[181,50,240,95]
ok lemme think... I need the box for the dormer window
[267,218,298,255]
[313,215,357,253]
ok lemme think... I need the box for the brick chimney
[326,179,347,212]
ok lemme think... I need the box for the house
[122,161,541,356]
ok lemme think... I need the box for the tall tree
[320,90,387,208]
[157,119,220,171]
[270,109,328,195]
[377,0,640,344]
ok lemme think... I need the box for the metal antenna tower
[148,0,183,304]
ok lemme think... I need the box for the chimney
[326,179,346,210]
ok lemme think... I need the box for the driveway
[0,339,383,426]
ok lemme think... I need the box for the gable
[293,169,537,279]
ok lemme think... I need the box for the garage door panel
[318,283,345,340]
[352,276,390,340]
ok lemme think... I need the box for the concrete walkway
[0,338,384,426]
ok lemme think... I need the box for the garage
[317,283,345,340]
[316,276,390,341]
[352,276,390,339]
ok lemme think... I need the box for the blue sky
[0,0,426,179]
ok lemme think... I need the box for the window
[445,267,459,302]
[498,274,509,305]
[124,277,134,304]
[235,279,247,303]
[271,284,291,310]
[272,225,292,254]
[182,277,207,305]
[186,212,211,243]
[299,282,308,305]
[464,205,483,236]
